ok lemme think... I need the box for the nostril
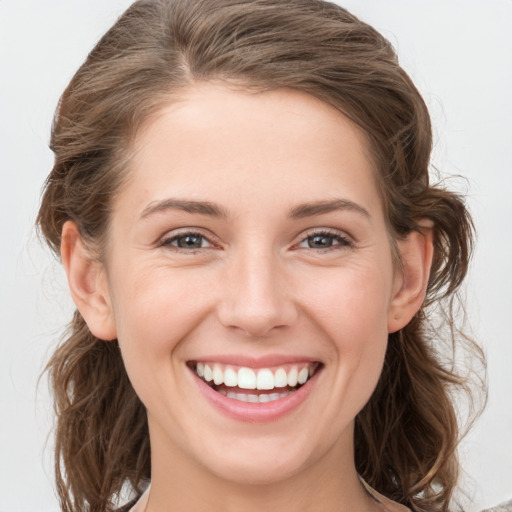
[219,309,298,338]
[216,271,298,337]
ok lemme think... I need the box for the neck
[146,422,378,512]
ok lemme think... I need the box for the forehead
[120,84,383,219]
[134,83,374,155]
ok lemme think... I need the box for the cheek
[299,262,393,342]
[298,264,391,402]
[109,266,214,373]
[109,268,219,421]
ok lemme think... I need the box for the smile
[191,361,320,403]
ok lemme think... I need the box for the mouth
[188,361,322,404]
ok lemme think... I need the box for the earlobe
[387,225,434,333]
[61,221,117,341]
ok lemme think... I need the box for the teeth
[213,364,224,385]
[195,362,318,391]
[224,367,238,387]
[220,390,293,403]
[298,367,309,385]
[274,368,288,388]
[238,367,257,389]
[256,369,274,390]
[204,364,213,382]
[287,367,298,387]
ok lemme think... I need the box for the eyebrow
[140,198,230,219]
[140,197,370,220]
[288,199,370,219]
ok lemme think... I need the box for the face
[96,84,406,485]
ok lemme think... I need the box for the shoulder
[115,500,138,512]
[360,478,411,512]
[116,487,150,512]
[481,500,512,512]
[371,491,411,512]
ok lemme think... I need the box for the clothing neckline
[124,480,411,512]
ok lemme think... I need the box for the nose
[217,247,298,337]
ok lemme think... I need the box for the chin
[205,453,311,486]
[188,430,333,487]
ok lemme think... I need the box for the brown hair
[37,1,485,511]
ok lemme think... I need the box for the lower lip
[192,369,320,423]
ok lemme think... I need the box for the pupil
[309,234,332,248]
[178,235,202,248]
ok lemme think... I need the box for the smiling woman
[36,1,487,512]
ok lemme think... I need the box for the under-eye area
[188,361,322,403]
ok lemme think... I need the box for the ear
[387,224,434,333]
[61,221,117,341]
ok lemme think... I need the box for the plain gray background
[1,1,511,511]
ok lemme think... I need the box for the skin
[62,84,432,512]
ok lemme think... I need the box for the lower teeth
[219,390,292,403]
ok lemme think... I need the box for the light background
[0,1,511,511]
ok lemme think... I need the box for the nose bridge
[218,240,297,337]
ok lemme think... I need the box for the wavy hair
[37,1,485,511]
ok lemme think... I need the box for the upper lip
[187,354,321,369]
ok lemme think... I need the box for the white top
[127,481,410,512]
[125,483,512,512]
[128,486,150,512]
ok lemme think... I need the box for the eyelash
[159,230,215,252]
[296,229,353,251]
[158,229,353,253]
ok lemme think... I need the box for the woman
[36,1,487,511]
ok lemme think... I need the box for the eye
[161,231,213,250]
[297,230,352,250]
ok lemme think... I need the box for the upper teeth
[196,362,316,390]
